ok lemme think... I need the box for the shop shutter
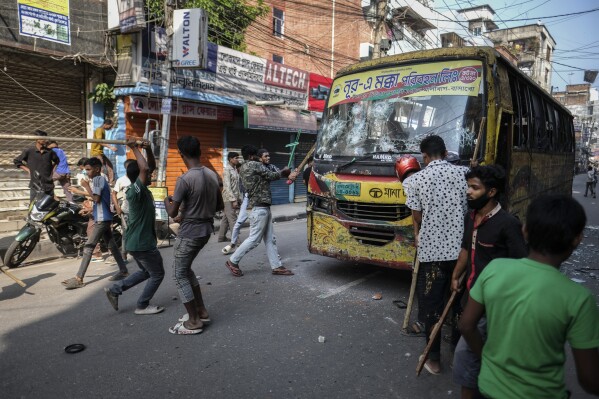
[293,135,317,202]
[125,111,224,194]
[0,49,86,168]
[227,129,291,204]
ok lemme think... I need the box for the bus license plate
[336,182,361,196]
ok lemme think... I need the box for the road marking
[317,271,380,299]
[385,317,398,325]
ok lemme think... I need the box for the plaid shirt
[222,164,241,203]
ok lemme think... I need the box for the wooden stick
[416,287,461,376]
[0,134,128,145]
[402,258,420,330]
[1,267,27,288]
[286,143,316,185]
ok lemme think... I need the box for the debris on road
[372,293,382,300]
[318,336,326,343]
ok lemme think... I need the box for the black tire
[4,234,40,268]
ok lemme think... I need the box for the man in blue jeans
[62,157,128,289]
[164,136,223,335]
[224,148,295,277]
[104,139,165,315]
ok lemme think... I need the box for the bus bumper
[307,210,416,270]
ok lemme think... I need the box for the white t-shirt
[113,175,132,214]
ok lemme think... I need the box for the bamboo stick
[0,134,128,145]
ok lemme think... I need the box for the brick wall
[245,0,372,79]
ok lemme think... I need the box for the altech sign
[173,8,208,68]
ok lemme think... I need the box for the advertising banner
[139,38,309,109]
[119,0,145,33]
[148,187,168,221]
[129,96,233,121]
[308,73,333,112]
[17,0,70,45]
[328,60,483,107]
[245,104,317,134]
[173,9,208,68]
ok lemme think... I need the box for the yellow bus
[306,47,574,270]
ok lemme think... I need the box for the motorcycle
[3,191,122,268]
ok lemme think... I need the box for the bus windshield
[317,60,485,160]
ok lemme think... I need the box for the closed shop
[293,134,317,202]
[123,97,230,194]
[0,49,86,167]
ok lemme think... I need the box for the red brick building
[245,0,373,79]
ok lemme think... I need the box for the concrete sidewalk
[0,201,307,267]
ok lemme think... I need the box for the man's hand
[451,277,462,293]
[109,145,118,152]
[280,167,292,178]
[126,139,139,148]
[288,171,299,181]
[232,200,239,209]
[139,140,151,150]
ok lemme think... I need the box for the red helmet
[395,155,421,182]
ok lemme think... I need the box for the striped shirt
[92,175,112,222]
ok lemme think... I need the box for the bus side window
[544,101,555,151]
[517,79,531,149]
[509,75,523,148]
[529,89,546,151]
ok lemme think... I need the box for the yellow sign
[19,0,69,16]
[328,60,483,107]
[148,186,169,221]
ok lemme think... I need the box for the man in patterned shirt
[224,148,295,277]
[404,135,469,375]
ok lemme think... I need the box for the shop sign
[245,104,317,134]
[119,0,145,33]
[129,96,233,121]
[264,61,309,92]
[173,8,208,68]
[308,73,333,112]
[17,0,70,45]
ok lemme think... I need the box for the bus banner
[328,60,483,107]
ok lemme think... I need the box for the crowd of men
[12,126,599,397]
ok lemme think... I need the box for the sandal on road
[178,313,211,325]
[225,260,243,277]
[221,244,235,255]
[272,267,294,276]
[169,321,203,335]
[62,277,85,290]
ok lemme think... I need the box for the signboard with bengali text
[128,96,233,121]
[18,0,70,45]
[328,60,483,108]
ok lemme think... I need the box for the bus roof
[335,46,572,118]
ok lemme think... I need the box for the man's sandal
[225,260,243,277]
[272,267,294,276]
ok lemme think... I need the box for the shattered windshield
[317,95,483,159]
[316,60,484,160]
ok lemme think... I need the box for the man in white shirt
[404,135,469,375]
[112,159,135,259]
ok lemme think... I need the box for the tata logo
[369,188,383,198]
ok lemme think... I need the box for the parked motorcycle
[3,192,122,268]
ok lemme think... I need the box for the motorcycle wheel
[4,234,40,268]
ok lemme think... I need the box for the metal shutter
[0,49,86,167]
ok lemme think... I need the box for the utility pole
[372,0,387,59]
[158,0,174,187]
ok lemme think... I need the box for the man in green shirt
[104,139,165,315]
[459,195,599,398]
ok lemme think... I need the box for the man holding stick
[451,165,527,398]
[104,139,165,315]
[404,135,469,375]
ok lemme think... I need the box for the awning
[244,104,317,134]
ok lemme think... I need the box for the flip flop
[178,313,212,325]
[168,322,203,335]
[225,260,243,277]
[62,277,85,290]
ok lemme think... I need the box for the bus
[306,46,574,270]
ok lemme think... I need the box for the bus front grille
[337,200,411,221]
[349,226,395,246]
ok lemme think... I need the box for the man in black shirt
[14,130,59,201]
[451,165,528,399]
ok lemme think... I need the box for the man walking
[14,129,59,201]
[404,135,469,375]
[584,165,596,198]
[104,139,165,315]
[451,165,528,398]
[224,148,294,277]
[61,157,128,289]
[164,136,223,335]
[222,145,254,255]
[218,151,242,243]
[459,195,599,398]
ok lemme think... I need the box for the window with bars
[273,8,284,37]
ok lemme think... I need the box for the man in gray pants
[218,151,242,243]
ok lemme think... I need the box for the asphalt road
[1,174,597,398]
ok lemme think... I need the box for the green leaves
[88,83,115,105]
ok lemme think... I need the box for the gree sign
[173,9,208,69]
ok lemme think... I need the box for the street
[1,174,598,398]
